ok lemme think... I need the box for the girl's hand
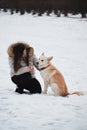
[28,66,34,72]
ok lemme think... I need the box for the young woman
[7,42,42,94]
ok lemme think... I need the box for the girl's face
[23,49,27,57]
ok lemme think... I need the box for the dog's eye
[41,60,44,62]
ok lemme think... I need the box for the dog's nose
[36,62,39,65]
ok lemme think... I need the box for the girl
[7,42,42,94]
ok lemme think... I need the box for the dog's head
[37,53,53,69]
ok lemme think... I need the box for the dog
[37,53,83,96]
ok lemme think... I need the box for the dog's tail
[68,91,84,96]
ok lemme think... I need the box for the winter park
[0,0,87,130]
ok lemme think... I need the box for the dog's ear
[47,56,53,61]
[41,52,44,56]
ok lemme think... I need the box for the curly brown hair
[7,42,34,72]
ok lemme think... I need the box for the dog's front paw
[42,91,47,94]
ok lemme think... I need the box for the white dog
[37,53,83,96]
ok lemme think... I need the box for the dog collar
[39,65,50,71]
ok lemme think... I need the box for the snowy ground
[0,11,87,130]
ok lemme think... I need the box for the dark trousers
[11,72,42,94]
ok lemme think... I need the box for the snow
[0,11,87,130]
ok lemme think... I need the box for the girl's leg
[11,76,24,94]
[11,72,32,94]
[27,78,42,94]
[11,72,42,94]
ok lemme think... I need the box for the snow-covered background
[0,11,87,130]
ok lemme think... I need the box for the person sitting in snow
[7,42,42,94]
